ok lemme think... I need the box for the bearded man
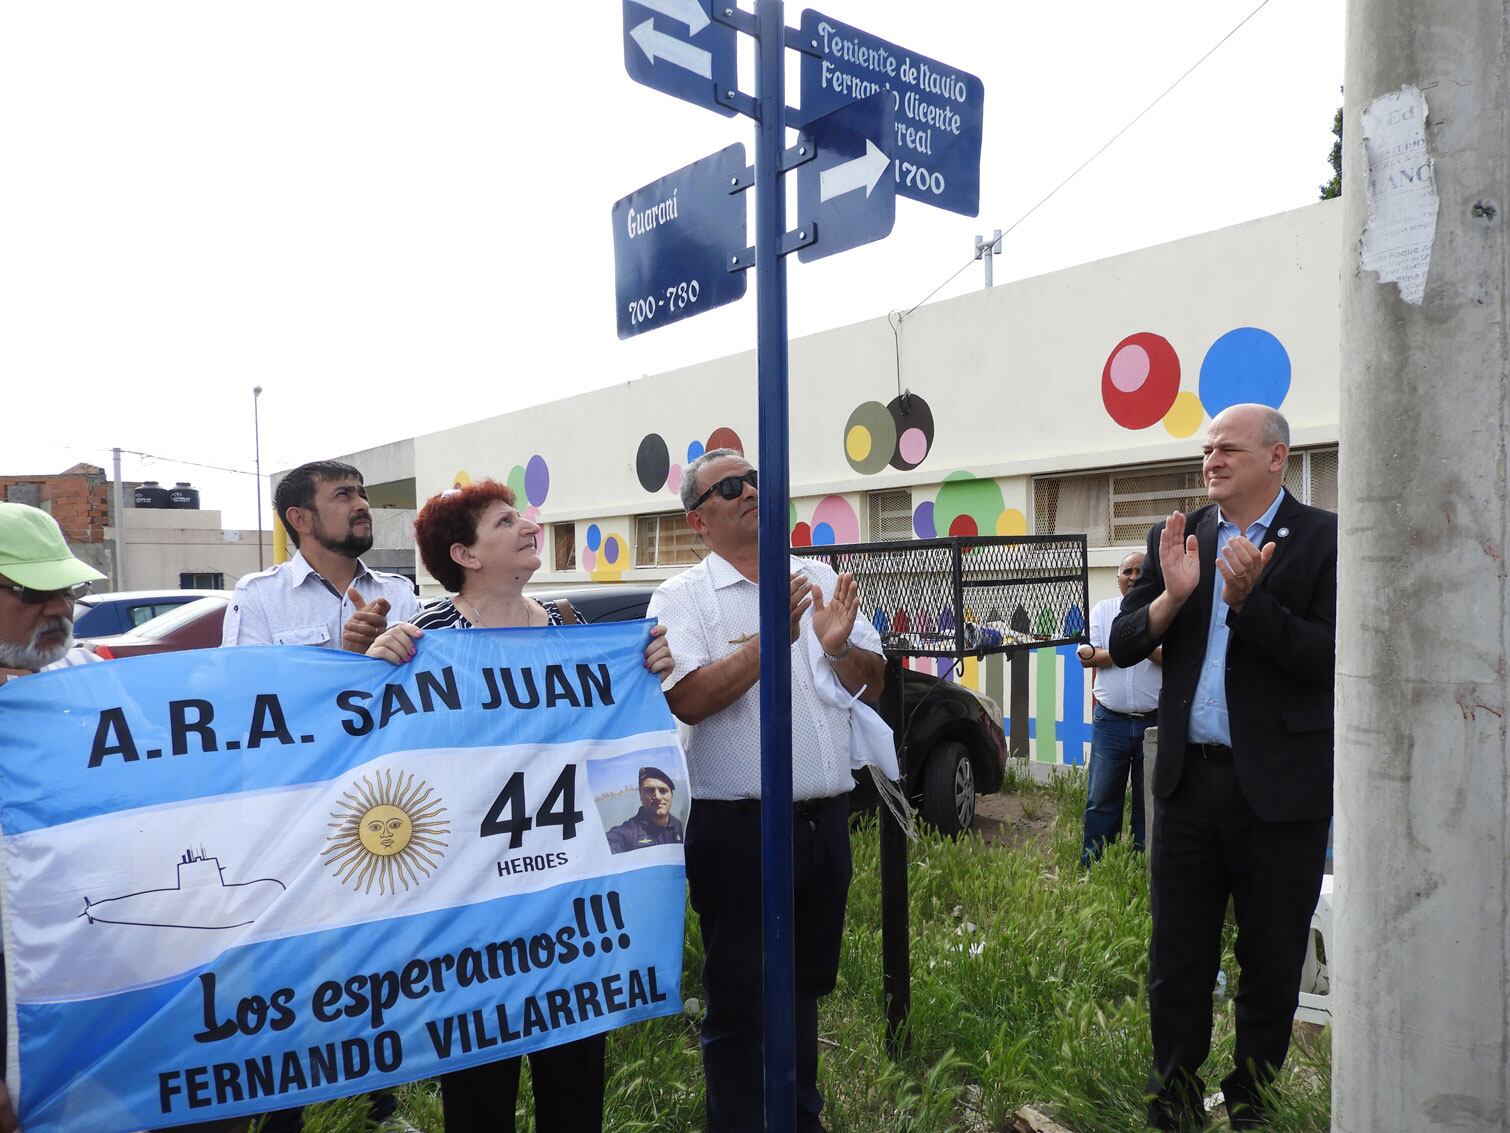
[222,460,418,651]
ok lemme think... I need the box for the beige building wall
[347,201,1346,761]
[108,508,274,591]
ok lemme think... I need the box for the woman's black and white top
[411,597,569,631]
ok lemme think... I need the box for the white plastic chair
[1295,874,1334,1024]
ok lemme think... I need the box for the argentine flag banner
[0,620,688,1131]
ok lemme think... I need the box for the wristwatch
[823,641,852,663]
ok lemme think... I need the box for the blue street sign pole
[753,1,797,1129]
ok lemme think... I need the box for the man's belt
[1102,706,1157,721]
[1187,742,1233,761]
[700,795,844,820]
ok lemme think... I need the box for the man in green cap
[0,501,107,687]
[0,502,109,1130]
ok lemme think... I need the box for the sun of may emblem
[323,769,450,895]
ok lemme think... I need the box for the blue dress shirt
[1187,488,1286,745]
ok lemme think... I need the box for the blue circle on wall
[1198,328,1291,416]
[812,522,836,546]
[585,524,602,552]
[687,440,705,462]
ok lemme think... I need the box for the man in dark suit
[1110,404,1336,1130]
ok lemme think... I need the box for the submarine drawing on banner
[80,846,286,931]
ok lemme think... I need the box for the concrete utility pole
[975,229,1002,287]
[1336,2,1509,1129]
[110,447,126,592]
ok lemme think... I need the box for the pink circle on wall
[897,427,928,466]
[810,495,860,544]
[666,464,683,493]
[1109,343,1151,392]
[582,548,597,572]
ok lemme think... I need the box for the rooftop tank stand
[794,533,1090,1054]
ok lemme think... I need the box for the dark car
[79,596,230,660]
[534,584,1007,835]
[72,589,232,637]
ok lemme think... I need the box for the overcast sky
[0,0,1344,530]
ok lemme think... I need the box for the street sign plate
[623,0,738,117]
[612,143,748,339]
[796,93,895,263]
[796,9,984,217]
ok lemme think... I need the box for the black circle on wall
[888,393,935,471]
[636,434,671,493]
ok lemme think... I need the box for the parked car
[79,596,231,659]
[532,584,1007,835]
[72,589,232,637]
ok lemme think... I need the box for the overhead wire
[895,0,1278,322]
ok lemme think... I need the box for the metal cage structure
[794,534,1090,660]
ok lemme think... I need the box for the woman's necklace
[459,596,492,627]
[459,595,533,628]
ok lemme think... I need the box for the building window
[179,572,225,589]
[553,523,577,572]
[1033,446,1340,546]
[635,512,702,567]
[866,489,913,542]
[5,483,41,508]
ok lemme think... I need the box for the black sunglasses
[690,469,758,510]
[0,581,93,605]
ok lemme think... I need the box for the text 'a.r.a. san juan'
[85,662,618,767]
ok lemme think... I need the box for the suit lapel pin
[1276,527,1290,538]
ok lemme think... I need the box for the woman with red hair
[367,478,672,1132]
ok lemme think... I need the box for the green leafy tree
[1319,106,1342,200]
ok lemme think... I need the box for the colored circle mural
[1102,333,1180,429]
[888,394,934,471]
[810,496,860,546]
[843,401,897,475]
[637,428,744,495]
[523,456,550,508]
[636,434,670,493]
[1198,327,1291,416]
[1163,390,1204,439]
[839,393,936,475]
[590,532,629,582]
[913,499,936,539]
[706,426,744,455]
[994,508,1027,536]
[932,472,1006,540]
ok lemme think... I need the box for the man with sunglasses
[0,501,107,687]
[649,448,886,1133]
[0,502,109,1131]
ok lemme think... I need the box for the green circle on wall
[932,472,1004,537]
[507,465,528,505]
[842,401,897,475]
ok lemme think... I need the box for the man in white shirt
[649,448,885,1133]
[222,460,419,651]
[1076,550,1161,864]
[219,462,418,1133]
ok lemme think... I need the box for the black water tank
[134,481,169,508]
[168,482,201,509]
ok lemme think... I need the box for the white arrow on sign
[819,139,891,203]
[632,0,710,35]
[630,18,712,79]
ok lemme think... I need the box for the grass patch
[260,776,1329,1132]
